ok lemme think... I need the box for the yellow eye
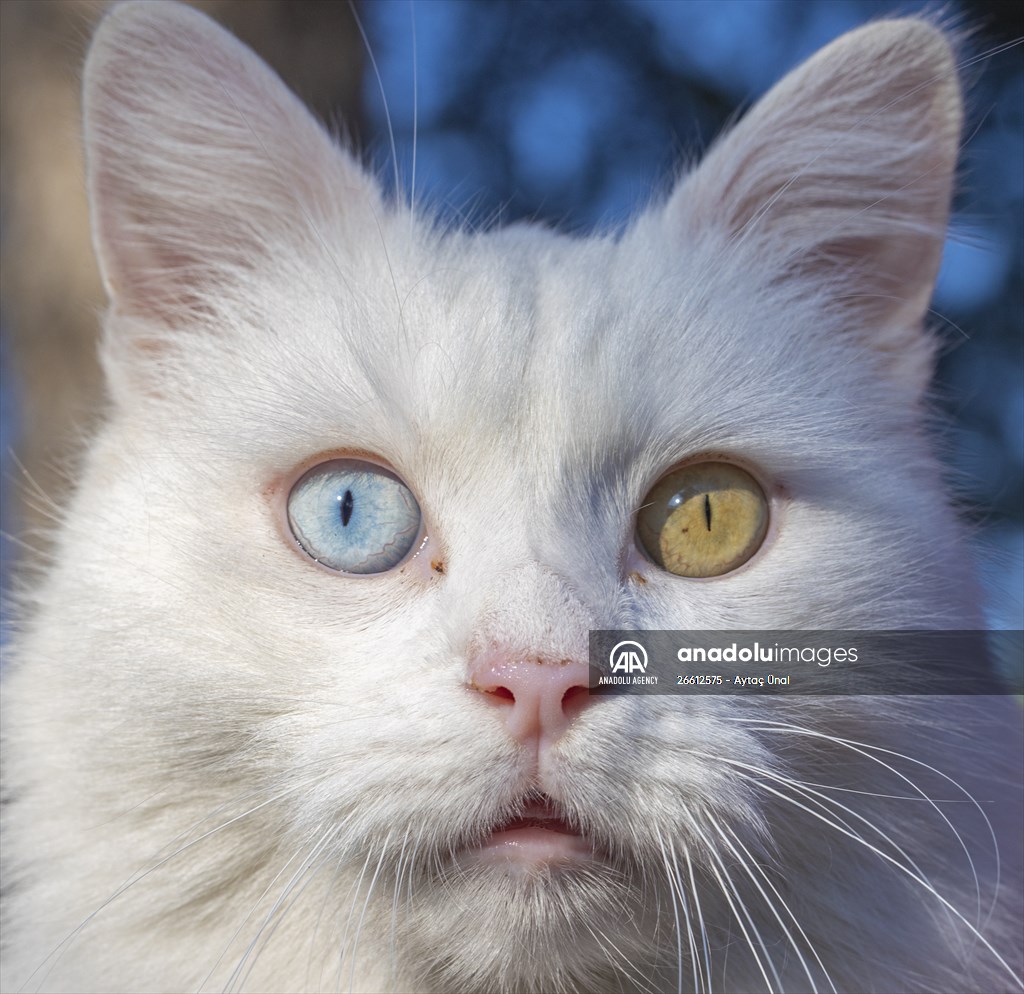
[636,463,769,577]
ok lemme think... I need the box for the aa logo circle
[609,640,648,674]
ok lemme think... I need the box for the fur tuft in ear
[83,0,379,327]
[667,19,963,392]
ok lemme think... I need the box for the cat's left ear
[82,0,381,327]
[664,19,962,392]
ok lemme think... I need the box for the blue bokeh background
[356,0,1023,630]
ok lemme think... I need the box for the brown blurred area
[0,0,365,562]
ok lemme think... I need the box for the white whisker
[388,827,412,988]
[408,0,418,216]
[687,813,781,993]
[347,0,399,197]
[228,824,343,993]
[656,832,687,994]
[346,833,392,993]
[735,718,999,924]
[684,844,715,994]
[726,760,1022,990]
[716,819,836,994]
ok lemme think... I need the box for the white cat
[1,3,1021,992]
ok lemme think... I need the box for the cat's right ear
[82,0,380,328]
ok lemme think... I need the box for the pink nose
[467,648,592,747]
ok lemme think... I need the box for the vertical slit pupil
[704,493,712,531]
[340,489,354,527]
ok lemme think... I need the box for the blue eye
[287,460,422,574]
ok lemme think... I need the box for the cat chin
[400,861,663,994]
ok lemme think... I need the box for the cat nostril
[561,684,589,722]
[467,648,593,746]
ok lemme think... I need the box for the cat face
[1,4,1020,993]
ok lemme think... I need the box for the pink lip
[474,801,594,865]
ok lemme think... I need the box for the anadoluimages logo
[609,640,648,674]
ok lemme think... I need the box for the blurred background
[1,0,1021,633]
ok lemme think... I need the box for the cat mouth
[472,796,595,867]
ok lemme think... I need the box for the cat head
[9,2,991,990]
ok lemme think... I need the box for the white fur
[2,4,1021,993]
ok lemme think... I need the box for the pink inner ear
[88,170,224,327]
[82,0,379,329]
[661,19,961,356]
